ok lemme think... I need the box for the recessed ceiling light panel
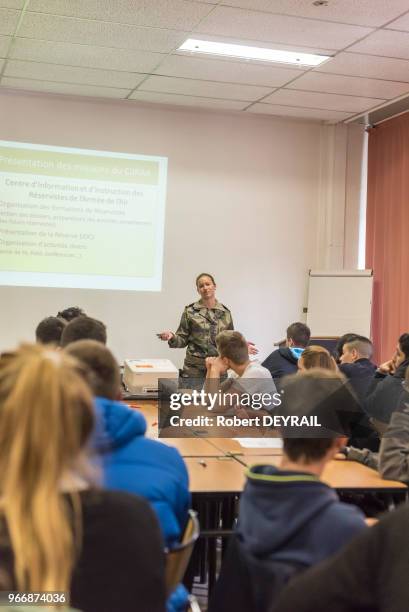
[178,39,331,67]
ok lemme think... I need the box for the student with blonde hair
[298,345,337,372]
[0,344,166,612]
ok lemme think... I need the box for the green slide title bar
[0,146,159,185]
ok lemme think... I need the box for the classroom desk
[231,455,408,493]
[160,437,226,457]
[204,437,283,457]
[125,400,407,493]
[186,457,247,493]
[126,400,408,493]
[125,400,225,456]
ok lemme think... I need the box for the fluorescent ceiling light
[178,39,330,67]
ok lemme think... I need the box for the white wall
[0,89,349,364]
[315,122,367,271]
[344,124,367,269]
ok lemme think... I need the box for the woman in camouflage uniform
[159,273,234,379]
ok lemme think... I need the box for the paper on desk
[233,438,283,448]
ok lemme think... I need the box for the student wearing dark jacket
[364,333,409,426]
[345,372,409,481]
[378,387,409,482]
[262,322,310,381]
[209,370,366,612]
[337,336,379,450]
[338,336,377,403]
[272,504,409,612]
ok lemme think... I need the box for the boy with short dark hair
[35,316,67,346]
[339,335,377,402]
[210,370,366,612]
[61,316,107,347]
[262,322,311,380]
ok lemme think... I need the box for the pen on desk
[198,460,207,468]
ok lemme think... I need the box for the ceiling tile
[247,102,352,122]
[0,0,24,8]
[130,90,246,110]
[26,0,145,20]
[0,77,130,98]
[263,89,383,112]
[348,29,409,60]
[0,59,4,71]
[19,12,189,52]
[139,74,273,100]
[219,1,409,28]
[194,6,373,49]
[28,0,212,30]
[315,52,409,82]
[125,0,213,29]
[0,34,11,56]
[386,10,409,31]
[156,54,302,86]
[287,72,409,99]
[10,38,165,73]
[4,59,144,88]
[0,8,20,35]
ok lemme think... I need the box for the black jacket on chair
[209,534,305,612]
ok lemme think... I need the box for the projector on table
[122,359,178,398]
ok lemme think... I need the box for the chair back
[187,594,201,612]
[165,509,200,596]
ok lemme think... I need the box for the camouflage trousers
[180,355,207,380]
[180,354,226,387]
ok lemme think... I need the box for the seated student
[338,336,377,403]
[206,330,273,382]
[333,332,359,364]
[0,344,166,612]
[205,330,277,414]
[57,306,87,322]
[335,336,379,451]
[272,502,409,612]
[378,366,409,481]
[365,332,409,427]
[209,370,367,612]
[344,365,409,478]
[298,345,337,372]
[65,339,190,547]
[35,316,67,346]
[61,316,107,347]
[262,322,310,381]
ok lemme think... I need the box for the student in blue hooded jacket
[65,339,190,546]
[66,340,190,612]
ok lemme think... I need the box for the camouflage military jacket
[168,300,234,360]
